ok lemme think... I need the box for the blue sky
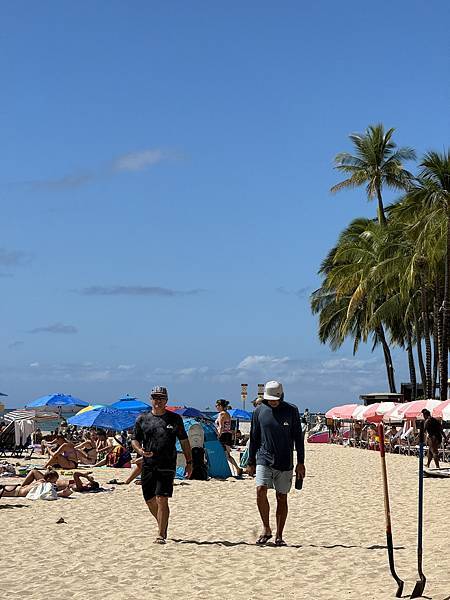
[1,1,448,410]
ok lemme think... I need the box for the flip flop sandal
[153,536,166,545]
[256,534,272,546]
[275,538,287,547]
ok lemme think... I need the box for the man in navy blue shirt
[247,381,305,546]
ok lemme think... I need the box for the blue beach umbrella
[110,394,150,413]
[67,406,137,430]
[26,393,89,409]
[174,407,205,418]
[227,408,253,421]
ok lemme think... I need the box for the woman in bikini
[215,399,243,477]
[75,431,98,465]
[43,434,79,469]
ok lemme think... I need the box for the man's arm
[176,417,193,478]
[247,410,261,474]
[180,439,193,478]
[293,407,306,478]
[131,418,149,457]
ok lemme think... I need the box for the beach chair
[0,421,33,459]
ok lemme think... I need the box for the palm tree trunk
[432,283,440,398]
[421,285,433,398]
[440,211,450,401]
[376,185,387,226]
[376,325,396,392]
[414,312,427,398]
[406,329,417,402]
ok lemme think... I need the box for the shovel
[411,421,426,599]
[378,423,404,597]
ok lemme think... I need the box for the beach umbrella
[67,406,137,430]
[75,404,105,415]
[325,404,359,419]
[174,407,204,417]
[26,393,89,410]
[432,399,450,420]
[351,405,368,420]
[360,402,400,423]
[227,408,252,420]
[110,395,150,413]
[402,399,442,420]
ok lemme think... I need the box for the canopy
[67,406,136,430]
[26,393,89,409]
[4,408,59,422]
[357,402,400,423]
[433,399,450,420]
[227,408,252,420]
[110,395,150,412]
[174,407,204,417]
[402,399,442,420]
[76,404,105,415]
[325,404,359,419]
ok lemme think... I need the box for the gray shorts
[255,465,293,494]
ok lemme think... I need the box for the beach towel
[26,482,58,501]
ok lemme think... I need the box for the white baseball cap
[263,380,284,401]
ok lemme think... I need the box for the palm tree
[403,151,450,398]
[331,124,416,225]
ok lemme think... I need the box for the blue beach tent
[177,418,231,478]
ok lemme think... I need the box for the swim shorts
[255,465,293,494]
[141,465,175,501]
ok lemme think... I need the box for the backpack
[190,446,208,480]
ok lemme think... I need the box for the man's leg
[426,446,432,468]
[145,497,158,520]
[275,492,288,542]
[156,496,170,540]
[256,486,271,537]
[432,441,440,469]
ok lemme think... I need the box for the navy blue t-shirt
[248,402,304,471]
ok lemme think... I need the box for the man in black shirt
[421,408,447,468]
[132,386,192,544]
[247,380,305,547]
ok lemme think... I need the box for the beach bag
[26,482,58,501]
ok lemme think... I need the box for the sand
[2,444,449,600]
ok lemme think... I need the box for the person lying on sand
[19,468,99,492]
[0,470,73,498]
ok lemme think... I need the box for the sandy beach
[2,443,449,600]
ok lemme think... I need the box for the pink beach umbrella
[351,405,368,420]
[383,403,410,423]
[325,404,359,419]
[432,399,450,420]
[402,399,442,420]
[360,402,400,423]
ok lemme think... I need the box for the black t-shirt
[132,410,188,470]
[248,401,304,471]
[424,417,443,441]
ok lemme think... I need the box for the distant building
[359,392,404,406]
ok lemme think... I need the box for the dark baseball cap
[151,386,168,398]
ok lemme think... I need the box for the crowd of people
[330,409,449,469]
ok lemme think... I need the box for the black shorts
[141,465,175,501]
[219,432,233,448]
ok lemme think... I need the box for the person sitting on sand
[93,439,131,468]
[75,431,98,465]
[43,434,79,469]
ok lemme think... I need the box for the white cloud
[29,362,39,368]
[118,364,136,370]
[113,149,167,172]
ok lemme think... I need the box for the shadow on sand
[170,538,405,550]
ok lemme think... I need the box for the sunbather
[75,432,98,465]
[43,434,79,469]
[0,471,72,498]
